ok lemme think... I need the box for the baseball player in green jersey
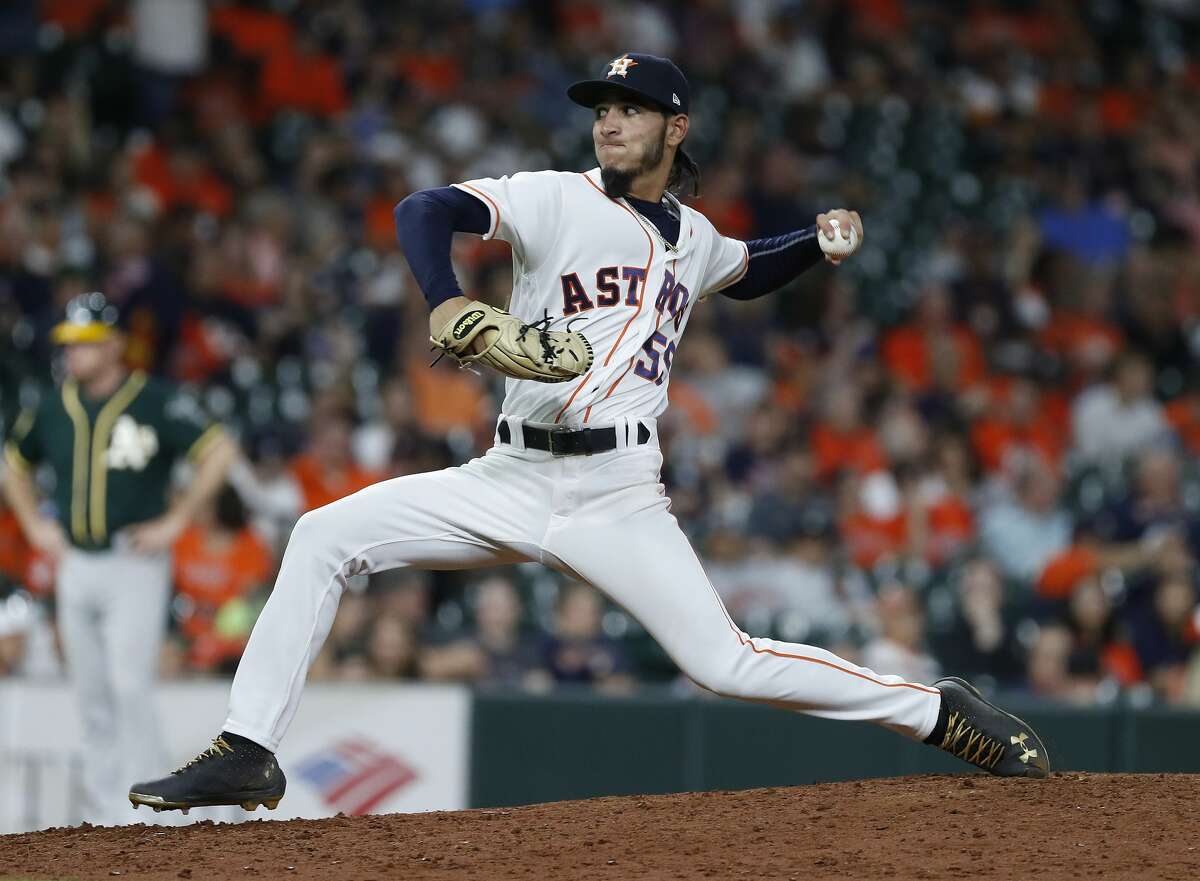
[2,292,238,825]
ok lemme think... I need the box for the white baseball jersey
[452,168,750,425]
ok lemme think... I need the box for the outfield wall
[469,691,1200,807]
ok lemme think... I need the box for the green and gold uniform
[4,371,224,550]
[4,366,225,825]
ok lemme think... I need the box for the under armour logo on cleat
[1011,732,1038,764]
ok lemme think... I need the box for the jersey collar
[582,167,695,259]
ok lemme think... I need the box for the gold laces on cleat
[174,736,235,773]
[939,710,1006,770]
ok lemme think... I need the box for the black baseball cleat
[930,677,1050,779]
[129,733,286,814]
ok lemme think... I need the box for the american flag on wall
[296,736,418,816]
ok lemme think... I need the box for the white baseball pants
[56,545,171,825]
[225,417,941,750]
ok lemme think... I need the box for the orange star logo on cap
[606,55,638,78]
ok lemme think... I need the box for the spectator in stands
[359,614,419,680]
[979,453,1072,584]
[862,584,940,684]
[838,469,907,571]
[227,432,303,550]
[970,377,1064,475]
[929,559,1024,687]
[1128,576,1200,704]
[420,574,546,688]
[1039,271,1125,384]
[171,484,274,673]
[744,446,827,545]
[1038,172,1131,266]
[1027,624,1099,704]
[352,377,419,474]
[373,570,433,638]
[289,408,384,512]
[1094,447,1200,557]
[714,495,854,642]
[906,433,976,567]
[1061,576,1142,689]
[810,382,885,483]
[1071,351,1174,470]
[307,587,373,681]
[881,283,985,394]
[541,583,632,692]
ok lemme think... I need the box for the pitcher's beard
[600,130,666,198]
[600,166,636,198]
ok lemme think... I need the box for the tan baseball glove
[431,301,593,383]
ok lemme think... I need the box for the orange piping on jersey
[584,355,638,422]
[601,356,636,402]
[702,572,941,696]
[456,182,501,239]
[584,282,670,421]
[709,240,750,293]
[580,173,654,366]
[554,371,593,424]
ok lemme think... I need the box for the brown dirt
[2,773,1197,881]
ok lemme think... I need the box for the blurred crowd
[3,0,1200,707]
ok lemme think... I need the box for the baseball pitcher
[130,53,1048,814]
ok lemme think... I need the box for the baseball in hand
[819,218,859,258]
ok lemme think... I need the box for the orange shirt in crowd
[366,197,400,251]
[405,359,491,435]
[39,0,109,34]
[847,0,906,33]
[1037,546,1099,599]
[689,196,754,241]
[398,53,465,99]
[1101,642,1144,686]
[289,454,384,513]
[260,48,348,118]
[132,143,233,218]
[665,381,720,436]
[172,314,228,384]
[840,511,906,569]
[810,424,887,482]
[1038,312,1124,371]
[0,509,30,588]
[172,524,274,670]
[210,5,294,59]
[881,324,985,391]
[173,524,274,636]
[1166,396,1200,456]
[1099,88,1142,135]
[923,495,975,567]
[970,418,1063,473]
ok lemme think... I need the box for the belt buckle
[547,426,573,457]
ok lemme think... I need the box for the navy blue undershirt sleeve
[720,225,823,300]
[394,186,492,309]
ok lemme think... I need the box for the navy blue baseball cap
[568,53,690,115]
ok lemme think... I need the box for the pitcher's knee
[286,506,350,563]
[290,506,329,542]
[676,651,743,698]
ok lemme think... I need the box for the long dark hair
[668,146,701,198]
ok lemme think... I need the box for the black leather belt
[498,420,651,456]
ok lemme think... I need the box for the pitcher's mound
[2,773,1195,880]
